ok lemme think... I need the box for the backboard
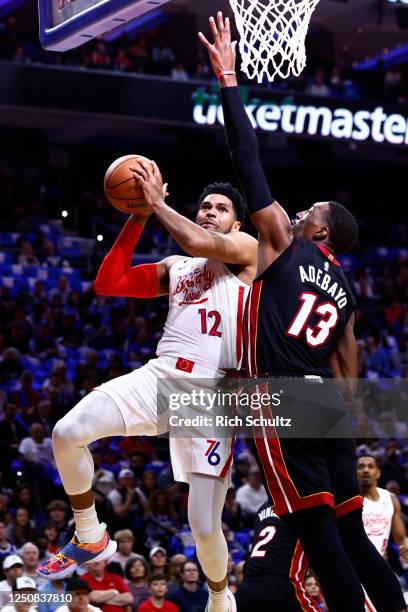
[39,0,171,51]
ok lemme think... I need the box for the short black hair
[357,454,380,469]
[198,182,246,224]
[326,201,359,254]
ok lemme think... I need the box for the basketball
[104,155,160,215]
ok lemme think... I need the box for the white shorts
[94,356,234,484]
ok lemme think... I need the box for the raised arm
[131,159,257,267]
[94,213,180,298]
[199,12,292,271]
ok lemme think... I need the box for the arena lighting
[97,234,103,242]
[387,0,408,4]
[192,92,408,146]
[61,210,68,218]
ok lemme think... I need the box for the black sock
[283,505,365,612]
[337,509,406,612]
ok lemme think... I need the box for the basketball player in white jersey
[38,159,257,612]
[358,455,408,564]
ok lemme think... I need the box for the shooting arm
[329,313,358,400]
[94,215,175,297]
[152,200,257,264]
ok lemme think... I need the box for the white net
[228,0,321,83]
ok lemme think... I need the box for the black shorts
[251,379,363,517]
[235,576,309,612]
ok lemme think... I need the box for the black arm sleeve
[221,86,274,214]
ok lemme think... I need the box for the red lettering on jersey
[173,265,215,305]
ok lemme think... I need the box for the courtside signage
[192,89,408,146]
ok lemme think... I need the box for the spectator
[144,491,177,549]
[55,577,102,612]
[41,522,59,555]
[6,508,35,548]
[222,486,243,531]
[113,48,133,72]
[171,62,189,82]
[45,501,72,547]
[11,371,43,415]
[231,454,251,488]
[20,542,48,587]
[107,469,146,533]
[167,554,187,595]
[141,470,158,500]
[2,575,38,612]
[168,561,207,612]
[124,556,150,611]
[0,522,17,567]
[151,38,175,75]
[19,423,53,467]
[82,560,133,612]
[235,469,267,523]
[138,573,179,612]
[0,554,24,608]
[0,349,23,384]
[38,577,66,612]
[0,401,27,480]
[306,68,330,97]
[391,336,408,371]
[11,484,45,529]
[110,529,139,572]
[304,574,327,611]
[92,451,116,497]
[149,547,169,578]
[18,241,39,266]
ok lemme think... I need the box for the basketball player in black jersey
[199,12,407,612]
[236,501,319,612]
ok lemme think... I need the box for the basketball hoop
[228,0,321,83]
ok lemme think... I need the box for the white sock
[73,504,104,543]
[208,586,229,612]
[209,586,228,599]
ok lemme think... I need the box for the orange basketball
[104,155,160,215]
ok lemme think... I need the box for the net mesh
[228,0,321,83]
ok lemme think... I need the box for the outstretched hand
[198,11,237,80]
[130,160,168,211]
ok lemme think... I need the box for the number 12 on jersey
[286,292,339,347]
[199,309,222,337]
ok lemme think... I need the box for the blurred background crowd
[0,0,408,610]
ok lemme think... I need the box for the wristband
[217,70,236,80]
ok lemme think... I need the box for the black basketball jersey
[244,502,306,581]
[245,238,356,377]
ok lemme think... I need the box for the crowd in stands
[0,204,406,608]
[2,9,408,102]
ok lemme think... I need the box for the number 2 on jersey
[250,526,277,558]
[199,309,222,337]
[286,292,339,347]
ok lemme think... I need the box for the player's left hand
[130,160,168,209]
[399,542,408,563]
[198,11,237,78]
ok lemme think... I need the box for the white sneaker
[206,589,237,612]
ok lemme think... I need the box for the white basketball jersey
[156,257,249,370]
[362,487,394,556]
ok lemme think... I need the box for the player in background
[236,501,319,612]
[358,455,408,563]
[199,12,407,612]
[38,164,257,612]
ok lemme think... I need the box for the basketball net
[228,0,321,83]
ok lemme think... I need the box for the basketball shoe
[37,523,117,580]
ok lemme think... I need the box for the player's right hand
[198,12,237,79]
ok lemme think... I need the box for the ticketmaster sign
[192,88,408,146]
